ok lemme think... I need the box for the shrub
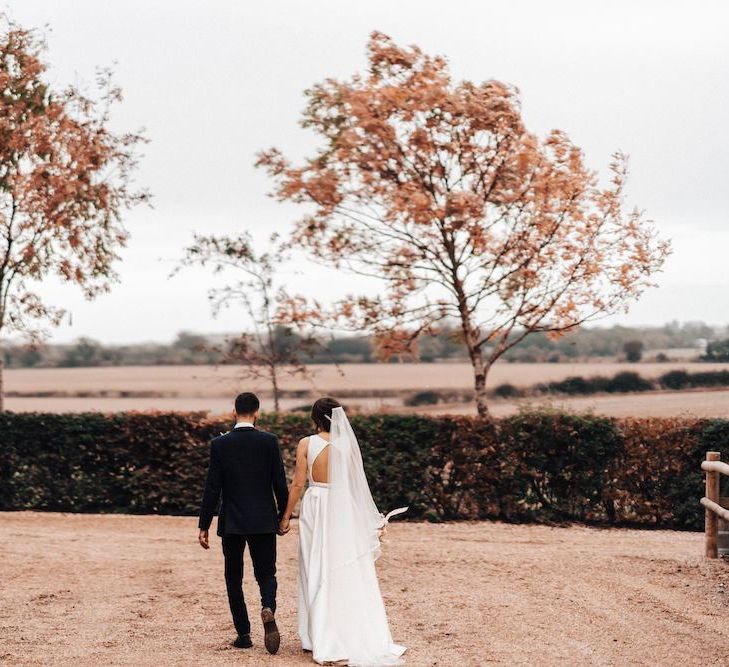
[404,390,440,406]
[659,370,690,390]
[500,409,621,522]
[492,383,523,399]
[605,371,654,393]
[614,417,705,528]
[0,411,466,521]
[687,370,729,387]
[623,340,644,362]
[422,416,501,520]
[658,369,729,390]
[0,410,725,529]
[543,375,595,395]
[539,371,655,396]
[702,339,729,362]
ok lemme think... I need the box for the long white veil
[320,406,406,666]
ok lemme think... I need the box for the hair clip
[325,414,332,422]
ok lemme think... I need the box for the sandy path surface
[1,513,728,666]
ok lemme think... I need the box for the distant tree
[702,339,729,363]
[61,337,103,367]
[0,16,148,410]
[418,325,467,362]
[257,32,670,417]
[322,335,373,363]
[174,233,321,412]
[2,342,42,368]
[173,331,209,352]
[15,345,42,367]
[623,340,644,363]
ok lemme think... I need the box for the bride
[278,397,407,666]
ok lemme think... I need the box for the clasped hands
[198,519,289,550]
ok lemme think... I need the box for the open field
[5,362,729,417]
[8,361,729,395]
[1,512,728,666]
[6,388,729,419]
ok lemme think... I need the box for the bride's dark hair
[311,396,341,432]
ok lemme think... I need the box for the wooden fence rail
[701,451,728,558]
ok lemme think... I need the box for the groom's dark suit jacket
[198,426,289,536]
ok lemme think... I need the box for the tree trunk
[0,340,4,413]
[270,363,280,413]
[473,364,489,418]
[450,265,491,419]
[460,319,491,418]
[464,335,490,419]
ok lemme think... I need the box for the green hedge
[533,369,729,396]
[0,410,725,529]
[538,371,654,395]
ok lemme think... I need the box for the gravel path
[1,513,728,666]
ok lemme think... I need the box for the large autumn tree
[0,16,148,410]
[258,32,670,417]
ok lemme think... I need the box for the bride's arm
[279,437,309,535]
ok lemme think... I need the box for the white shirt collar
[234,421,255,429]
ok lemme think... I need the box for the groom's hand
[278,518,290,536]
[198,529,210,549]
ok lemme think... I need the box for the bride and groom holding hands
[198,392,407,666]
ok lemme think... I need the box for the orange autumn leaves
[0,16,148,344]
[258,31,670,416]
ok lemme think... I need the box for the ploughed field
[5,362,729,417]
[1,512,728,666]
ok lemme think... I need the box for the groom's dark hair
[235,392,260,416]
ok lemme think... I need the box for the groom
[198,392,289,654]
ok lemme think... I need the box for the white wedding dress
[298,407,407,666]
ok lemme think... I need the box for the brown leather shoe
[261,607,280,654]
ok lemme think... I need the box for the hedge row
[0,410,726,530]
[407,369,729,406]
[537,371,653,395]
[538,369,729,396]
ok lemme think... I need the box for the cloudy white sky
[8,0,729,343]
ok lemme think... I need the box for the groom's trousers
[221,533,277,637]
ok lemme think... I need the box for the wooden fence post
[706,451,721,559]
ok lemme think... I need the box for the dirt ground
[1,513,728,666]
